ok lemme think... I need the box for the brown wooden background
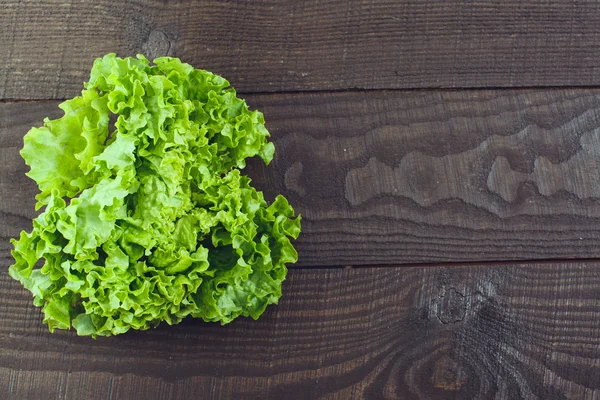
[3,1,600,399]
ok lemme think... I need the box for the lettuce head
[9,54,301,337]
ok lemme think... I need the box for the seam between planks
[293,257,600,270]
[5,84,600,103]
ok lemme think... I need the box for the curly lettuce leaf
[10,54,300,337]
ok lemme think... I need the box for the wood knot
[437,288,467,324]
[143,29,172,59]
[430,356,468,391]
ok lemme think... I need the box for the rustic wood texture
[4,0,600,99]
[4,89,600,266]
[5,1,600,395]
[2,262,600,399]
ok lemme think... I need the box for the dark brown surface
[3,262,600,399]
[5,0,600,99]
[4,89,600,266]
[4,1,600,398]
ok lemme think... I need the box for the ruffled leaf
[10,54,300,337]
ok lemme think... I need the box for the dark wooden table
[3,1,600,399]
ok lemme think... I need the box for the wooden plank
[2,261,600,399]
[4,0,600,99]
[4,89,600,266]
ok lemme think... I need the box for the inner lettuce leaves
[9,54,301,337]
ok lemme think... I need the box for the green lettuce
[9,54,300,337]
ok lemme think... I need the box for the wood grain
[2,262,600,399]
[4,89,600,266]
[4,0,600,99]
